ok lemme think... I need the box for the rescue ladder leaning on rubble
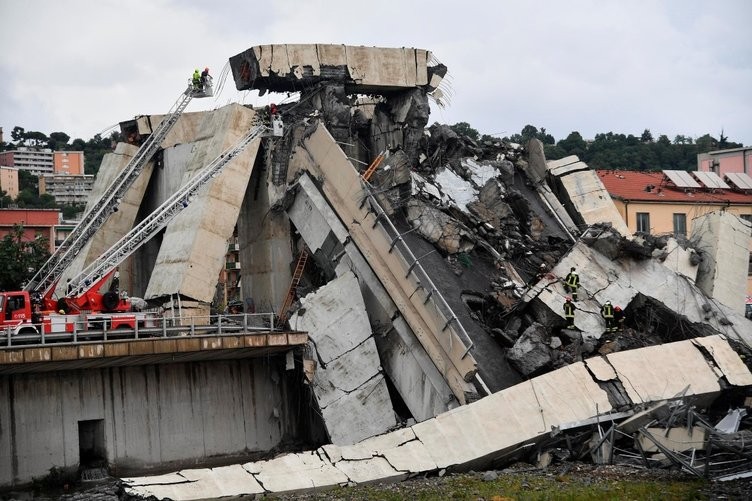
[66,122,268,297]
[25,86,204,298]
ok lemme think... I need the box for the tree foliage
[496,125,744,171]
[0,225,51,291]
[449,122,479,141]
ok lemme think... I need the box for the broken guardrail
[361,181,475,360]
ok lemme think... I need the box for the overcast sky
[1,0,750,147]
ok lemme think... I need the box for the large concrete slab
[230,44,439,92]
[145,104,261,303]
[125,336,751,499]
[692,210,751,315]
[556,169,630,235]
[290,272,397,444]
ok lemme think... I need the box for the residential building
[39,174,94,205]
[698,147,752,176]
[597,169,752,298]
[0,166,19,199]
[53,151,85,175]
[0,147,54,175]
[0,208,61,253]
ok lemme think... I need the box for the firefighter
[563,296,576,329]
[192,69,201,90]
[564,267,580,301]
[601,300,616,332]
[614,305,625,331]
[201,67,210,87]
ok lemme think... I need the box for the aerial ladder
[60,121,268,310]
[25,83,210,298]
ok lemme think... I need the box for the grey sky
[1,0,750,147]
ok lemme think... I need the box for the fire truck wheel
[102,291,119,311]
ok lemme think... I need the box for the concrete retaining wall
[0,357,300,488]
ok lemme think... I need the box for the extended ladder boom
[67,123,268,297]
[26,87,199,296]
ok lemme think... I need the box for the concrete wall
[0,357,300,488]
[238,149,292,313]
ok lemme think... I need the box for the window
[673,213,687,238]
[741,215,752,235]
[636,212,650,233]
[749,253,752,276]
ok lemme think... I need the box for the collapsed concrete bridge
[2,43,751,492]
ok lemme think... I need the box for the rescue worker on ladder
[563,296,576,329]
[601,300,616,332]
[564,267,580,301]
[201,67,210,87]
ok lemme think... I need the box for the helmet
[204,67,209,72]
[540,263,546,269]
[570,267,576,272]
[565,296,572,302]
[605,300,611,305]
[195,68,199,72]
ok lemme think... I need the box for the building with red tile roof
[597,169,752,297]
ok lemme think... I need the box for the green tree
[641,129,654,143]
[48,132,70,150]
[0,225,51,290]
[11,126,25,143]
[24,131,49,147]
[449,122,480,141]
[557,131,587,158]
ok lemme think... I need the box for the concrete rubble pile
[71,44,752,497]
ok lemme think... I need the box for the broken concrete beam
[291,123,477,404]
[230,44,446,94]
[546,156,630,236]
[290,271,397,444]
[245,452,349,494]
[125,336,752,499]
[287,172,459,420]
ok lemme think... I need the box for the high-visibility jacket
[563,302,576,317]
[565,272,579,287]
[601,303,614,319]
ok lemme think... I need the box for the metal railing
[1,312,280,349]
[361,182,475,359]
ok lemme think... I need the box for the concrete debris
[290,271,397,444]
[125,336,752,498]
[507,323,552,376]
[406,199,475,254]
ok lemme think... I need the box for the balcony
[225,261,241,270]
